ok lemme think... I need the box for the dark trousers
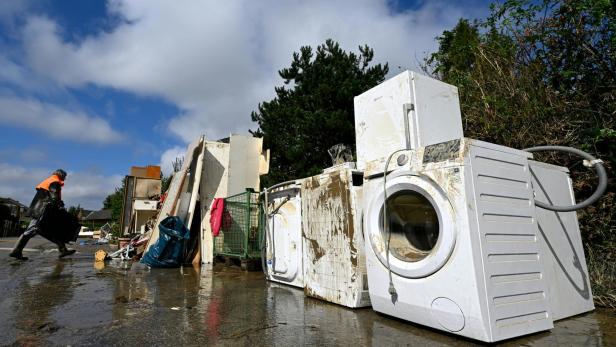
[23,218,41,238]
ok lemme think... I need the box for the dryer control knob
[397,154,408,166]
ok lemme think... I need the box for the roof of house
[0,197,27,208]
[83,209,113,221]
[80,209,93,217]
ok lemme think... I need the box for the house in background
[0,197,28,237]
[82,209,113,230]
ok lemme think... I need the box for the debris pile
[108,135,270,267]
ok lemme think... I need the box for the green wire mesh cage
[213,190,263,260]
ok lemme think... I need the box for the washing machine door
[267,192,302,282]
[367,171,456,278]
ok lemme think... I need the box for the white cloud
[17,0,475,143]
[0,163,123,210]
[0,53,66,96]
[159,145,185,176]
[0,0,34,21]
[63,170,124,210]
[0,55,48,92]
[0,147,48,162]
[19,148,47,162]
[0,96,124,144]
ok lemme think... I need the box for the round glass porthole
[367,172,457,279]
[379,190,440,262]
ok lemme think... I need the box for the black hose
[524,146,608,212]
[383,149,406,304]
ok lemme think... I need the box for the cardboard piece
[130,165,161,179]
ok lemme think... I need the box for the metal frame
[213,190,262,260]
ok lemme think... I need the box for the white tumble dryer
[265,180,304,288]
[362,138,554,343]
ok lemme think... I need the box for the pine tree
[251,39,388,184]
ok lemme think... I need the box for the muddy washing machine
[354,70,606,342]
[264,180,305,288]
[300,163,371,308]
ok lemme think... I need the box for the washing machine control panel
[423,139,461,164]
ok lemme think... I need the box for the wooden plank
[175,136,205,224]
[192,249,201,266]
[186,139,206,265]
[186,139,206,227]
[144,171,181,252]
[145,137,203,253]
[120,176,135,235]
[176,192,192,222]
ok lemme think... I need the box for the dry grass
[587,245,616,308]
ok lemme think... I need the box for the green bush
[425,0,615,306]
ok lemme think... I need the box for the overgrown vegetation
[251,39,389,185]
[67,205,84,218]
[103,179,125,238]
[425,0,615,307]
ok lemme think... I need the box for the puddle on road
[0,247,614,346]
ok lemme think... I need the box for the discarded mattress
[141,216,190,268]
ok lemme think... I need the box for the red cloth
[210,198,225,237]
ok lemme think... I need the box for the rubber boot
[9,234,30,261]
[57,243,76,258]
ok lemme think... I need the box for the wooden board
[120,176,135,235]
[187,140,206,265]
[144,137,203,253]
[144,171,181,252]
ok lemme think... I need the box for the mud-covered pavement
[0,237,614,346]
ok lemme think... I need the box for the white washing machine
[265,180,304,288]
[363,138,554,342]
[301,163,371,308]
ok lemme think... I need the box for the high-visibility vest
[36,175,64,198]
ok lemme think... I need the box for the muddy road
[0,238,614,346]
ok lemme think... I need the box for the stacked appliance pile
[263,70,603,343]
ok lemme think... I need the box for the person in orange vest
[9,169,76,260]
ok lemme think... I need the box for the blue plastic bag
[141,216,190,268]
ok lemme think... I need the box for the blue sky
[0,0,490,209]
